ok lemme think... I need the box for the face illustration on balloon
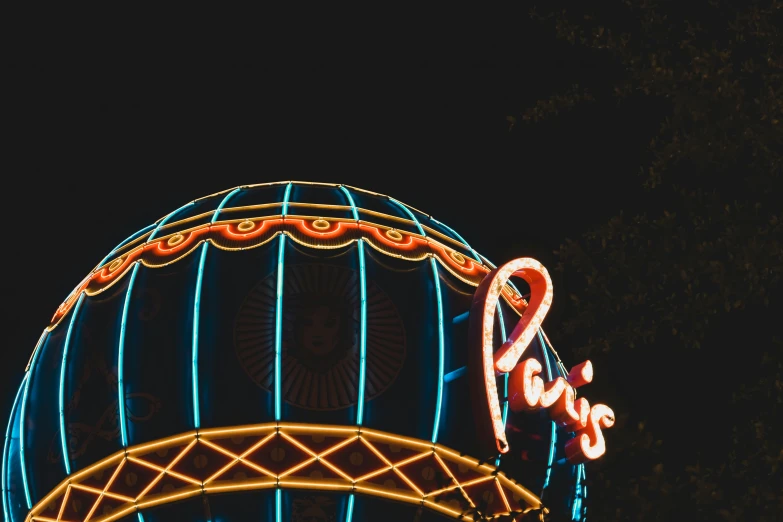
[290,294,356,371]
[236,264,406,410]
[300,304,342,356]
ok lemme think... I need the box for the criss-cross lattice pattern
[26,422,546,522]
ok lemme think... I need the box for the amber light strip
[25,422,545,522]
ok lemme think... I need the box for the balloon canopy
[3,182,594,522]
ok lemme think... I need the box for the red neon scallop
[216,218,276,240]
[290,218,356,239]
[361,224,422,251]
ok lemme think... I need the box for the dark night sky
[3,57,652,442]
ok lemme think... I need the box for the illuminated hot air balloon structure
[2,182,613,522]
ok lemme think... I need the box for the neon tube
[192,243,208,429]
[275,183,293,522]
[192,188,241,429]
[25,420,545,521]
[430,216,482,263]
[59,293,86,475]
[275,182,293,421]
[118,264,140,446]
[150,201,195,241]
[118,201,192,449]
[443,366,466,383]
[538,330,556,496]
[19,331,46,510]
[389,198,444,444]
[356,240,367,424]
[571,464,583,520]
[428,257,445,443]
[338,185,367,426]
[3,375,26,521]
[95,222,157,269]
[345,492,355,522]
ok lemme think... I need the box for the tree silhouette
[509,1,782,520]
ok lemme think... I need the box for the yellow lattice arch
[27,422,547,522]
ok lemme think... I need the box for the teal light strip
[495,303,509,467]
[389,199,445,443]
[137,513,146,522]
[118,264,140,446]
[538,330,556,495]
[428,257,445,443]
[19,331,47,509]
[345,493,355,522]
[572,464,583,520]
[150,202,195,241]
[338,186,359,222]
[281,182,293,217]
[192,243,208,429]
[96,222,157,268]
[118,202,192,448]
[356,241,368,424]
[338,186,367,426]
[275,183,293,422]
[3,375,27,521]
[191,188,242,429]
[59,293,86,475]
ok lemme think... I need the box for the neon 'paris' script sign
[467,258,615,464]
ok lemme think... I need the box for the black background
[3,25,658,520]
[4,63,651,399]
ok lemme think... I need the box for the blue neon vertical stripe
[572,464,583,520]
[275,170,289,522]
[59,293,86,476]
[339,186,365,522]
[345,493,355,522]
[275,182,292,423]
[338,186,367,426]
[3,375,27,521]
[538,330,556,495]
[19,331,47,509]
[356,241,368,424]
[191,187,242,430]
[580,464,587,520]
[275,235,286,422]
[192,243,208,429]
[117,201,192,450]
[338,186,359,221]
[149,201,194,242]
[275,184,289,522]
[212,188,242,223]
[428,257,446,443]
[118,263,140,447]
[389,199,445,443]
[137,512,146,522]
[281,182,292,216]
